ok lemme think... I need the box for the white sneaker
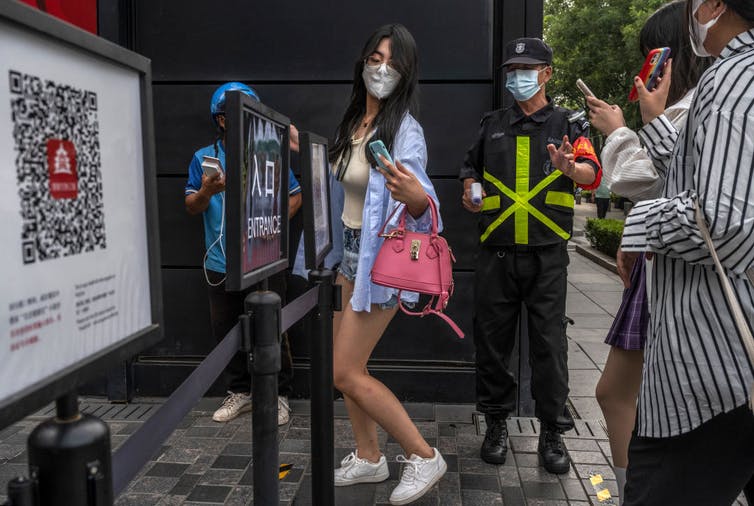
[389,448,447,505]
[278,396,290,426]
[212,392,252,422]
[334,450,389,486]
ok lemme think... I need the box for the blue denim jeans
[338,225,400,310]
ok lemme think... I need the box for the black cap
[502,37,553,67]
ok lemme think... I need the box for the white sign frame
[0,2,163,429]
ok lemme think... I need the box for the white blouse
[600,88,695,202]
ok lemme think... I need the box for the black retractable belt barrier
[111,324,242,495]
[107,285,320,501]
[26,392,112,505]
[21,287,322,504]
[245,291,282,506]
[281,286,318,333]
[307,270,339,506]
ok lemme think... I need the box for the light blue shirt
[594,179,611,199]
[294,114,442,312]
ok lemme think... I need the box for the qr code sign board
[9,70,106,264]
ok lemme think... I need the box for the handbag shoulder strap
[378,202,407,236]
[397,297,464,338]
[695,203,754,410]
[377,194,440,237]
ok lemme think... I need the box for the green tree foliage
[543,0,667,131]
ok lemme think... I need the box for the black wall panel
[158,178,205,267]
[433,180,480,272]
[375,272,475,361]
[153,83,492,178]
[420,85,492,177]
[137,0,493,81]
[147,268,214,357]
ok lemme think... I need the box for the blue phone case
[368,140,393,173]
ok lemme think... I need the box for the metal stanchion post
[245,290,281,506]
[4,476,34,506]
[27,392,112,505]
[307,269,339,506]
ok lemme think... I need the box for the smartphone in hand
[576,78,596,98]
[368,140,394,176]
[628,47,671,102]
[201,155,223,178]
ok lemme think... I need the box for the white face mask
[362,63,401,100]
[689,0,726,57]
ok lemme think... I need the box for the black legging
[595,197,610,219]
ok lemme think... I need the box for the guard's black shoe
[480,415,508,465]
[538,427,570,474]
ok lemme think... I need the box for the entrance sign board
[0,2,163,428]
[225,92,290,291]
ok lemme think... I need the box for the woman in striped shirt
[619,1,754,504]
[586,3,712,502]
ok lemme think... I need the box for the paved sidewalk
[0,205,748,505]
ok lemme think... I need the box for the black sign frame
[299,131,333,270]
[224,91,291,291]
[0,1,163,430]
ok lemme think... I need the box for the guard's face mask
[505,68,546,102]
[689,0,726,57]
[362,63,401,100]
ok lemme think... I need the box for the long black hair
[330,24,419,176]
[722,0,754,22]
[641,1,713,106]
[685,0,754,59]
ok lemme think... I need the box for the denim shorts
[338,225,400,310]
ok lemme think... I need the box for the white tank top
[340,136,371,229]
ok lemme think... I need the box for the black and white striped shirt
[621,29,754,438]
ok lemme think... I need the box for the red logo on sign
[46,139,78,199]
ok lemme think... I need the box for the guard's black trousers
[473,242,574,432]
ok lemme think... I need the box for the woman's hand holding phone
[576,78,625,137]
[377,156,428,218]
[587,96,626,137]
[368,139,427,216]
[634,59,673,125]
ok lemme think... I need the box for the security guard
[459,38,601,474]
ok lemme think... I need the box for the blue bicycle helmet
[210,82,260,124]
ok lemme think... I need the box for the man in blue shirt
[185,82,302,424]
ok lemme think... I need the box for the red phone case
[628,47,671,102]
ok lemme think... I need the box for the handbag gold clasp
[410,240,421,260]
[380,230,403,239]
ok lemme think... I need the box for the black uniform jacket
[460,99,600,247]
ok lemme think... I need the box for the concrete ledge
[575,243,618,274]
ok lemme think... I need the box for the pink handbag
[370,195,464,338]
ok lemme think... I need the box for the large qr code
[9,70,106,264]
